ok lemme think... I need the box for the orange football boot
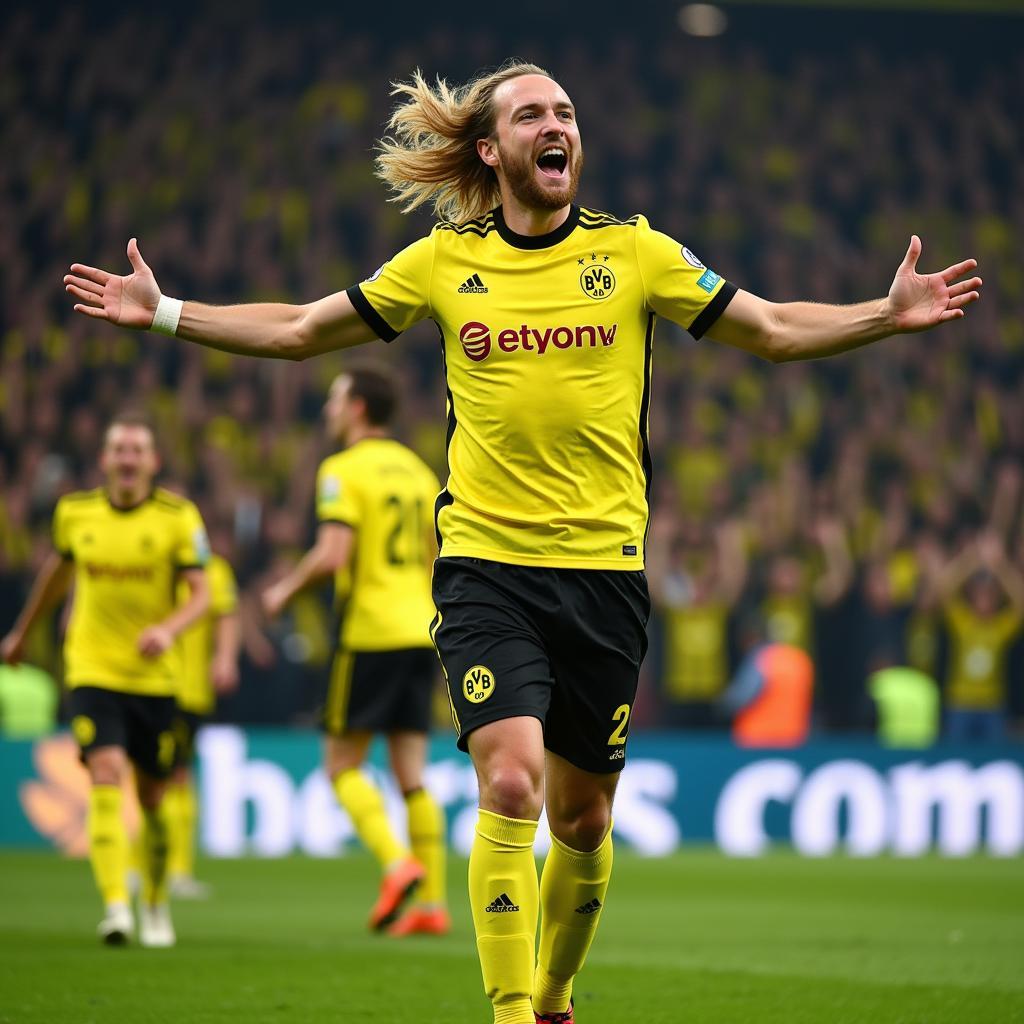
[368,856,425,931]
[387,905,451,937]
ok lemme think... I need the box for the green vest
[0,663,58,739]
[868,667,940,748]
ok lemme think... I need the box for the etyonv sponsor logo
[458,321,618,362]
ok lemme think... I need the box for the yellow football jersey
[663,603,731,701]
[761,593,814,654]
[175,553,238,714]
[944,599,1023,710]
[317,438,439,651]
[347,205,735,570]
[52,488,209,696]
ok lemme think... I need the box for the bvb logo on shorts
[463,665,495,704]
[71,715,96,747]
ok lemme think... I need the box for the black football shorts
[322,647,437,735]
[67,685,178,779]
[173,708,206,768]
[431,556,650,774]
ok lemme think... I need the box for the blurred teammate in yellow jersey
[168,528,241,898]
[0,412,210,947]
[262,365,448,936]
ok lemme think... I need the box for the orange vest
[733,644,814,748]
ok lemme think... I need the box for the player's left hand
[138,624,174,658]
[887,236,982,332]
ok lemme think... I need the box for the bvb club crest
[580,264,616,300]
[463,665,495,704]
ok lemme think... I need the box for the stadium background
[2,0,1022,735]
[1,4,1023,1022]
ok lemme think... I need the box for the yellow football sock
[533,828,614,1015]
[469,810,539,1024]
[333,768,407,870]
[129,804,143,877]
[139,802,170,907]
[166,781,197,879]
[405,787,446,906]
[88,785,129,906]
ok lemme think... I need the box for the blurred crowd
[1,7,1022,743]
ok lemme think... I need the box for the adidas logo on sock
[574,898,602,915]
[458,272,488,294]
[484,892,520,913]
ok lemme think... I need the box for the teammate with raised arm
[64,61,981,1023]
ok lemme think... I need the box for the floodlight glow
[678,3,728,37]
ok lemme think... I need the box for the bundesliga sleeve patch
[319,475,341,502]
[697,269,721,293]
[193,528,211,563]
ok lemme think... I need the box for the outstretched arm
[64,239,378,361]
[0,553,74,665]
[261,523,354,619]
[707,237,982,363]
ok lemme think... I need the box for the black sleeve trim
[688,281,738,341]
[176,563,205,572]
[346,285,399,343]
[58,550,73,561]
[319,519,356,530]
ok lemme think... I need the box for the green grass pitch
[0,850,1022,1023]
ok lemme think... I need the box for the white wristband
[151,295,183,336]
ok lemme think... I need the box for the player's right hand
[0,631,26,666]
[261,584,288,621]
[64,238,161,330]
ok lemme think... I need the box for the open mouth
[536,146,568,179]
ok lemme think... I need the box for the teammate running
[2,412,210,947]
[262,366,448,935]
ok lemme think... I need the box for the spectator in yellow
[933,533,1024,743]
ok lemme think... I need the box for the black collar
[104,488,154,513]
[493,204,580,250]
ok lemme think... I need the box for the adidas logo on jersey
[458,273,489,294]
[485,893,520,913]
[574,898,602,915]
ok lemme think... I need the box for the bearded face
[498,137,584,212]
[483,75,585,216]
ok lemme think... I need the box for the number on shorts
[607,704,631,746]
[157,731,176,770]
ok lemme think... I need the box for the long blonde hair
[375,61,550,225]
